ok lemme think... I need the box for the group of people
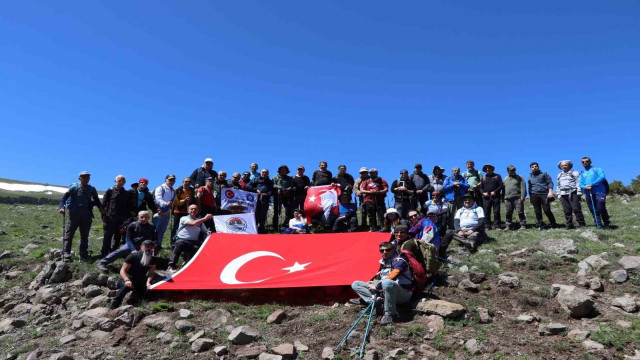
[57,156,611,311]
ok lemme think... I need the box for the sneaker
[380,314,399,326]
[97,263,109,272]
[166,266,177,274]
[517,226,526,231]
[349,298,366,306]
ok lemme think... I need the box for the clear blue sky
[1,1,638,190]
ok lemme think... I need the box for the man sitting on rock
[97,210,156,271]
[110,240,157,309]
[167,204,212,272]
[351,241,414,326]
[440,193,486,257]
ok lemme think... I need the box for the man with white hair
[167,204,212,272]
[97,210,156,271]
[101,175,131,257]
[189,158,217,189]
[557,160,586,229]
[110,239,157,309]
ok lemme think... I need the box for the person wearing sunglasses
[351,241,414,326]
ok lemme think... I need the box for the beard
[140,251,152,267]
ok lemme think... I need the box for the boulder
[556,286,596,318]
[582,255,610,270]
[49,262,70,283]
[458,278,479,293]
[89,295,110,309]
[115,312,134,327]
[497,272,520,288]
[271,343,296,358]
[82,273,109,287]
[610,270,628,283]
[541,238,577,255]
[107,276,120,290]
[619,256,640,273]
[9,303,33,316]
[267,310,287,324]
[228,325,261,345]
[538,323,567,336]
[0,318,27,334]
[78,307,109,320]
[416,300,465,318]
[94,317,116,332]
[34,286,62,305]
[175,319,195,333]
[142,314,172,331]
[611,295,638,313]
[83,285,103,298]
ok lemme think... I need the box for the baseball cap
[204,158,213,163]
[78,171,90,177]
[138,178,149,183]
[165,174,176,180]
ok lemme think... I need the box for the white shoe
[166,267,177,274]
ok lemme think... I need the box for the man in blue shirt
[578,157,611,229]
[332,193,358,232]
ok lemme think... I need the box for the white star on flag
[308,195,317,202]
[281,261,312,274]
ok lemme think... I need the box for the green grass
[149,302,174,313]
[305,310,340,325]
[589,319,640,350]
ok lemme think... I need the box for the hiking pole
[437,257,462,267]
[585,190,600,229]
[359,297,376,358]
[335,301,374,352]
[61,206,66,263]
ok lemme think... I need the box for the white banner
[220,188,258,213]
[214,213,258,234]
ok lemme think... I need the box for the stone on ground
[556,286,596,318]
[538,323,567,336]
[267,309,287,324]
[416,300,466,318]
[191,338,214,353]
[541,238,577,255]
[228,325,261,345]
[619,256,640,273]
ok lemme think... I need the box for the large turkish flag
[303,184,341,223]
[150,232,389,291]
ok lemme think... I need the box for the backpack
[399,250,428,293]
[403,239,440,275]
[65,183,94,210]
[603,178,610,195]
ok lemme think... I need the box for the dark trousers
[171,213,188,244]
[357,196,368,228]
[482,196,501,228]
[168,240,200,267]
[440,229,487,257]
[63,211,93,258]
[102,215,127,256]
[293,192,307,213]
[394,199,413,219]
[256,194,271,233]
[364,200,386,230]
[332,216,358,232]
[530,193,557,226]
[273,193,294,230]
[559,192,585,227]
[201,206,215,231]
[111,279,147,308]
[504,197,526,227]
[585,192,610,226]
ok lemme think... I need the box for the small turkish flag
[303,184,341,223]
[150,232,389,291]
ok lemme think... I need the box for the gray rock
[228,325,261,345]
[175,319,195,333]
[111,305,133,317]
[5,270,24,280]
[189,330,205,343]
[89,330,110,339]
[213,345,229,356]
[89,295,110,309]
[420,315,445,339]
[106,276,120,290]
[94,317,116,332]
[516,313,540,323]
[0,318,27,334]
[293,340,308,352]
[81,273,108,287]
[235,345,267,358]
[142,314,172,331]
[0,250,13,259]
[458,278,479,293]
[72,319,84,330]
[156,332,173,344]
[114,312,134,327]
[388,348,405,358]
[616,320,633,328]
[258,354,282,360]
[579,230,602,242]
[589,277,604,292]
[619,256,640,273]
[59,334,77,345]
[26,349,42,360]
[465,339,481,355]
[9,303,33,316]
[178,308,192,319]
[49,262,70,283]
[611,270,628,283]
[321,347,335,359]
[191,338,214,353]
[581,255,610,271]
[22,243,40,254]
[267,309,287,324]
[34,286,61,305]
[468,272,486,283]
[0,229,8,236]
[583,339,605,350]
[538,323,567,336]
[567,329,589,340]
[541,238,578,255]
[83,285,103,298]
[557,286,596,318]
[78,307,109,320]
[271,343,296,358]
[611,295,638,313]
[477,307,492,323]
[497,272,520,288]
[49,353,73,360]
[417,299,465,318]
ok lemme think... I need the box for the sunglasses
[409,214,419,218]
[379,248,394,253]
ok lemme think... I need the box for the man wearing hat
[410,163,431,212]
[479,164,503,230]
[557,160,586,229]
[440,193,486,256]
[360,168,389,232]
[97,210,156,271]
[503,165,527,230]
[292,166,310,211]
[129,178,157,216]
[59,171,104,261]
[528,162,557,230]
[101,175,131,257]
[353,167,370,229]
[429,166,447,199]
[110,239,157,309]
[391,169,417,218]
[189,158,217,189]
[332,193,359,232]
[153,175,176,254]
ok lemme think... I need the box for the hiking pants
[332,216,358,232]
[168,240,199,268]
[440,229,486,257]
[358,196,368,228]
[99,238,135,267]
[585,192,610,226]
[63,211,92,259]
[256,194,270,233]
[482,196,501,228]
[102,215,127,256]
[171,213,188,245]
[153,214,170,255]
[364,200,385,230]
[504,197,526,228]
[293,192,307,214]
[351,280,412,316]
[530,193,557,227]
[111,279,147,308]
[559,192,585,227]
[273,193,294,230]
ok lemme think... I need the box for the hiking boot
[97,262,109,272]
[517,225,526,231]
[566,224,575,230]
[380,314,399,326]
[349,298,366,306]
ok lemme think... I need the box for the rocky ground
[1,196,639,360]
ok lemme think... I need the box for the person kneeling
[440,193,486,257]
[110,240,156,309]
[351,241,414,326]
[332,193,358,233]
[167,204,212,272]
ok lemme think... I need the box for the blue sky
[1,1,638,190]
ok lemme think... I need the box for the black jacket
[126,221,157,248]
[128,188,157,215]
[102,186,131,218]
[312,170,333,186]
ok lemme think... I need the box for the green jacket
[503,174,526,199]
[463,169,483,188]
[273,174,294,192]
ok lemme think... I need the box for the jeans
[63,211,93,259]
[504,197,526,227]
[99,238,136,266]
[255,194,271,233]
[153,214,170,254]
[584,192,610,226]
[332,215,358,232]
[559,192,585,227]
[529,193,557,227]
[482,196,501,228]
[351,279,412,316]
[171,213,188,244]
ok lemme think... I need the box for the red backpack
[399,250,428,293]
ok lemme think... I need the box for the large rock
[538,323,567,336]
[271,343,296,358]
[228,325,261,345]
[82,273,108,287]
[142,314,172,331]
[497,272,520,288]
[556,286,596,318]
[78,307,109,320]
[541,238,578,255]
[611,295,638,313]
[175,319,195,333]
[34,286,62,305]
[9,303,33,316]
[416,300,466,318]
[619,256,640,273]
[95,317,116,332]
[49,262,70,283]
[83,285,103,298]
[0,318,27,334]
[610,270,628,283]
[89,295,110,309]
[580,255,610,271]
[267,310,287,324]
[420,315,445,339]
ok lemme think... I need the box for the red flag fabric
[303,184,341,223]
[150,232,389,291]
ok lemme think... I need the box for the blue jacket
[579,166,606,194]
[442,175,469,202]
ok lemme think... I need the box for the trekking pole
[359,298,376,358]
[586,190,600,229]
[61,206,66,262]
[437,257,462,267]
[335,301,374,352]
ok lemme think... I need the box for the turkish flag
[303,184,341,223]
[150,232,389,291]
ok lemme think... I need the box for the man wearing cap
[167,204,212,272]
[429,166,447,200]
[101,175,131,256]
[129,178,157,216]
[189,158,217,189]
[153,175,176,254]
[273,165,295,229]
[353,167,370,229]
[171,177,194,241]
[196,176,216,231]
[557,160,586,229]
[292,166,310,211]
[410,164,431,211]
[213,171,229,208]
[239,172,252,190]
[503,165,527,230]
[440,193,486,256]
[578,157,611,229]
[332,193,358,232]
[247,169,274,233]
[463,161,483,205]
[333,165,355,197]
[59,171,104,261]
[442,167,470,214]
[312,161,333,186]
[360,168,389,232]
[528,162,557,230]
[110,239,157,309]
[479,164,503,230]
[98,210,156,271]
[391,169,417,218]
